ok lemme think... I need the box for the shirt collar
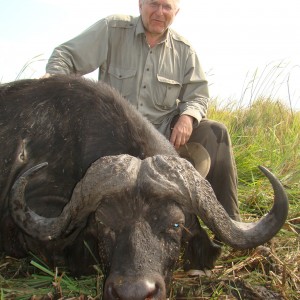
[136,16,145,35]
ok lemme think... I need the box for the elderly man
[44,0,240,221]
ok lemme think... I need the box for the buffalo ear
[181,214,222,271]
[182,228,222,271]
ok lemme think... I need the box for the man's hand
[170,115,194,149]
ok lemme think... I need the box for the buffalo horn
[9,155,141,241]
[137,155,289,249]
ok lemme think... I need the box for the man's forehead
[146,0,179,5]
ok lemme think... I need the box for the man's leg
[189,119,241,221]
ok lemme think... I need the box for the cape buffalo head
[9,154,288,300]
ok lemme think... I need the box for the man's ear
[139,0,143,12]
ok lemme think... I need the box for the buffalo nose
[105,278,163,300]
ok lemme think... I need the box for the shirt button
[143,85,146,88]
[146,68,149,71]
[119,75,122,78]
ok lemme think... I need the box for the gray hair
[142,0,181,7]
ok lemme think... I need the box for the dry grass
[170,221,299,299]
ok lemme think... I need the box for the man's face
[139,0,180,36]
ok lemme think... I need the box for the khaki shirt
[46,15,209,137]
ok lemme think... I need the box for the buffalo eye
[164,222,183,244]
[173,223,180,229]
[167,222,183,234]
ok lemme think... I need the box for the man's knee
[190,119,231,146]
[204,120,230,144]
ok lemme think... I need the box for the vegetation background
[0,64,299,299]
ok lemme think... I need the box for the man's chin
[149,25,167,36]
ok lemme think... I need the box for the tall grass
[209,98,300,216]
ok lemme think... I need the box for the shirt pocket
[108,66,136,97]
[155,75,182,110]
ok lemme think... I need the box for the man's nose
[156,5,164,15]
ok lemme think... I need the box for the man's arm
[45,18,109,76]
[170,50,209,148]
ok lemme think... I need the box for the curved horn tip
[21,162,48,178]
[258,165,279,182]
[258,165,270,175]
[258,164,289,218]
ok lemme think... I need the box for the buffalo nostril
[106,282,121,299]
[143,281,160,299]
[105,279,162,300]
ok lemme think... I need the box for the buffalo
[0,75,288,300]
